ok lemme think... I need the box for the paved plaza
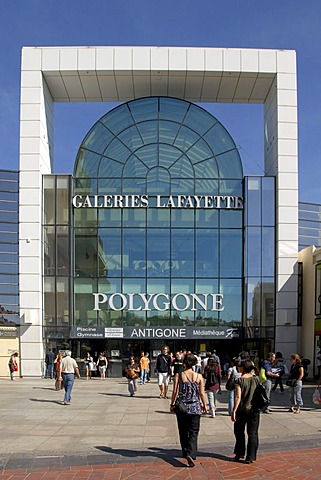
[1,376,321,478]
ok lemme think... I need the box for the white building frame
[19,46,298,375]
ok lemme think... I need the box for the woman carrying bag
[231,358,261,464]
[287,353,304,413]
[170,353,207,468]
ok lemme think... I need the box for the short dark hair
[183,353,197,369]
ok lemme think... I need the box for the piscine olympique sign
[70,325,241,340]
[72,194,244,209]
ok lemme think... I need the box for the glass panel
[74,228,98,277]
[262,177,275,226]
[170,178,194,194]
[99,157,124,177]
[159,97,188,122]
[219,179,243,196]
[216,150,243,179]
[174,126,199,152]
[159,120,181,144]
[0,222,19,233]
[246,227,261,277]
[195,178,218,195]
[245,278,261,327]
[0,191,18,201]
[81,121,114,153]
[0,243,17,253]
[0,253,17,263]
[219,279,242,326]
[169,156,194,178]
[171,209,194,227]
[194,158,219,179]
[195,209,218,227]
[316,265,321,316]
[98,178,121,194]
[0,180,18,191]
[261,278,275,327]
[147,168,171,195]
[74,208,99,228]
[147,229,170,277]
[246,177,261,226]
[137,121,158,144]
[98,277,121,294]
[0,274,18,284]
[0,296,19,313]
[98,228,121,278]
[147,208,170,227]
[122,177,147,194]
[57,226,70,275]
[0,210,18,223]
[123,209,146,227]
[134,144,158,169]
[220,229,243,277]
[187,139,213,163]
[220,210,242,228]
[118,125,144,151]
[0,263,18,275]
[0,232,18,243]
[44,277,55,326]
[73,178,97,195]
[0,201,17,212]
[184,104,216,135]
[44,225,55,275]
[104,138,131,162]
[100,104,134,135]
[0,171,18,181]
[0,283,18,294]
[203,122,236,156]
[196,229,218,277]
[171,229,194,277]
[75,148,101,178]
[159,144,182,169]
[262,227,275,276]
[123,156,148,178]
[129,97,158,122]
[195,278,219,326]
[44,176,55,225]
[56,277,70,326]
[123,228,146,277]
[56,177,69,224]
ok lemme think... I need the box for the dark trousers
[176,412,200,459]
[272,375,284,392]
[234,409,260,461]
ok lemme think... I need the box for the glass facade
[299,201,321,250]
[0,170,19,325]
[73,97,244,331]
[43,175,72,348]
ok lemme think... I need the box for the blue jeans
[289,380,303,407]
[262,379,272,411]
[140,369,147,384]
[45,363,54,379]
[62,373,74,403]
[228,389,235,415]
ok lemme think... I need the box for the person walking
[287,353,304,414]
[54,353,64,390]
[231,358,260,464]
[156,345,172,399]
[170,353,207,468]
[8,352,18,380]
[44,348,55,379]
[226,357,242,415]
[316,347,321,380]
[139,351,149,385]
[203,357,221,417]
[58,350,80,405]
[125,356,140,396]
[84,352,94,380]
[261,352,279,413]
[97,352,108,380]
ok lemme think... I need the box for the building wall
[19,46,299,375]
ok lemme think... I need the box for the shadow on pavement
[29,398,62,404]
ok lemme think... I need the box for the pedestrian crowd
[7,346,321,469]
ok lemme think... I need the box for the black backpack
[205,368,218,389]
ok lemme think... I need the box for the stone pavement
[0,376,321,478]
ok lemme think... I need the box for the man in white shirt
[59,350,80,405]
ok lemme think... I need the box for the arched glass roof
[74,97,243,193]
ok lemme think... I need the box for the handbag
[173,373,187,414]
[312,388,321,404]
[225,370,235,391]
[251,379,270,411]
[14,364,18,372]
[286,378,297,387]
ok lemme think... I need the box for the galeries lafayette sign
[72,194,243,209]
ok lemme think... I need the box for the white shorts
[158,372,169,386]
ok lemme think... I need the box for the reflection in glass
[196,229,218,277]
[220,229,243,277]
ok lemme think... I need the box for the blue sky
[0,0,320,201]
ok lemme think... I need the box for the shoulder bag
[251,377,270,411]
[225,369,235,391]
[174,373,186,414]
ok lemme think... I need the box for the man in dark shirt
[261,352,279,413]
[172,351,184,376]
[45,349,55,379]
[156,345,172,399]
